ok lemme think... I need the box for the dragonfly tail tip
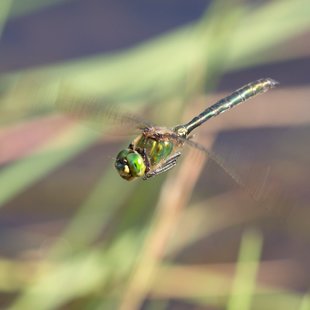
[267,78,280,87]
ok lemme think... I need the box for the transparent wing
[181,136,271,201]
[182,137,246,187]
[55,94,154,134]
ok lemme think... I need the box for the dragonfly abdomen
[182,78,279,134]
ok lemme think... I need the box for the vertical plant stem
[299,292,310,310]
[227,229,263,310]
[0,0,12,37]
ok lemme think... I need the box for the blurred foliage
[1,0,310,309]
[9,0,75,18]
[0,0,13,37]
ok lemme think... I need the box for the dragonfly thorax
[173,125,188,138]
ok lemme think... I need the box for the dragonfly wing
[180,137,246,189]
[55,94,154,134]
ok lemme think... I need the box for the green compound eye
[127,152,146,177]
[114,149,146,181]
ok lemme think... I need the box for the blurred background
[0,0,310,309]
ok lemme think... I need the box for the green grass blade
[52,167,139,252]
[227,229,263,310]
[2,0,309,104]
[0,125,99,207]
[227,0,310,69]
[9,0,76,18]
[0,0,13,37]
[299,293,310,310]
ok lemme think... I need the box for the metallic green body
[177,78,279,136]
[135,135,174,165]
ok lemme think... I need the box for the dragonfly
[58,78,279,183]
[114,78,278,181]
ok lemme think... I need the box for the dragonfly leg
[143,152,181,180]
[141,148,151,173]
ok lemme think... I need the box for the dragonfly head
[115,149,146,181]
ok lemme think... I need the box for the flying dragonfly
[58,78,279,184]
[114,78,278,181]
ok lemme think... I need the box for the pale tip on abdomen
[266,78,280,88]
